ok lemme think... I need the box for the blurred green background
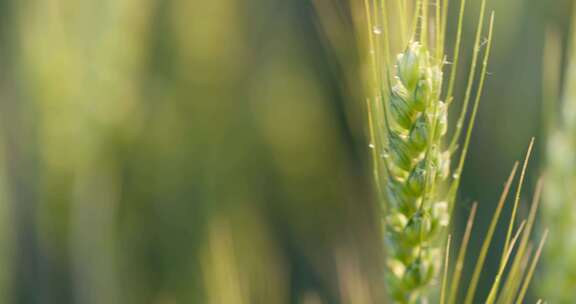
[0,0,571,303]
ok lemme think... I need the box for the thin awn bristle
[497,177,544,303]
[448,0,487,150]
[480,139,537,304]
[485,221,527,304]
[447,10,494,214]
[496,244,533,304]
[440,0,450,56]
[421,0,429,44]
[460,148,540,304]
[503,138,535,257]
[446,202,478,304]
[435,0,442,59]
[445,0,467,104]
[440,234,451,304]
[411,0,422,41]
[463,161,519,304]
[399,0,408,45]
[516,230,549,304]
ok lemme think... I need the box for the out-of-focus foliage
[2,0,381,303]
[539,16,576,303]
[0,0,570,303]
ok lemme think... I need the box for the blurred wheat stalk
[540,15,576,303]
[16,0,381,302]
[17,0,152,303]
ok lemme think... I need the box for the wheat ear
[361,0,492,302]
[383,41,450,303]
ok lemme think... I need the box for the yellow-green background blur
[0,0,570,303]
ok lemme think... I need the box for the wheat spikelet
[383,41,450,303]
